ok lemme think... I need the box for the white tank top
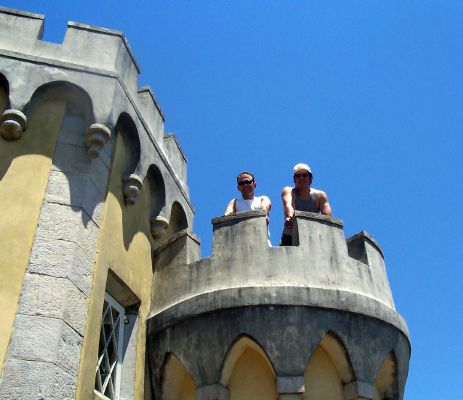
[235,196,263,212]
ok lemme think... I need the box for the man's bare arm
[260,196,272,213]
[317,191,332,216]
[224,199,235,216]
[281,187,294,226]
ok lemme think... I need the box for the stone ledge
[294,210,344,228]
[212,210,267,225]
[0,6,43,21]
[153,228,201,257]
[148,286,409,339]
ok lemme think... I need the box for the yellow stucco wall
[0,99,65,371]
[303,347,344,400]
[77,132,154,399]
[374,353,395,400]
[229,348,277,400]
[163,355,195,400]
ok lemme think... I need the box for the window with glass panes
[95,293,125,400]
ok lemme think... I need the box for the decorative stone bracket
[0,109,27,140]
[122,174,143,205]
[84,123,111,158]
[150,215,169,239]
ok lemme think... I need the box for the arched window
[303,332,353,400]
[221,336,277,400]
[162,353,195,400]
[374,352,398,400]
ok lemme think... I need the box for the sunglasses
[294,173,310,178]
[238,179,254,186]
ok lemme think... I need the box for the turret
[147,211,410,399]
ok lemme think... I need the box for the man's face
[293,169,312,189]
[237,173,256,198]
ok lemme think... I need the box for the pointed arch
[374,351,399,400]
[220,335,276,400]
[161,353,195,400]
[303,331,353,400]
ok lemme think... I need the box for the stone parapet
[150,211,406,337]
[0,7,139,92]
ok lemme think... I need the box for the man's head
[293,163,313,188]
[236,171,256,200]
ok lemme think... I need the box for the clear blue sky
[3,1,463,398]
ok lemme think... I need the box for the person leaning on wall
[224,171,271,221]
[280,163,332,246]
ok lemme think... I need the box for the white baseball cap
[293,163,312,175]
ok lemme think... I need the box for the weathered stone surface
[28,235,93,295]
[36,202,99,257]
[195,384,229,400]
[8,314,83,376]
[47,169,105,225]
[343,380,376,400]
[18,273,88,335]
[0,358,76,400]
[277,376,305,394]
[51,142,109,193]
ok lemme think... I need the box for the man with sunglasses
[224,171,271,220]
[280,163,332,246]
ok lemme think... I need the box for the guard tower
[147,211,410,400]
[0,6,409,400]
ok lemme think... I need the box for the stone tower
[0,6,410,400]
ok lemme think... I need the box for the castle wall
[75,132,154,399]
[148,212,410,399]
[0,7,195,399]
[0,98,65,372]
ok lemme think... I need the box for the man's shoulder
[311,188,328,198]
[281,186,293,194]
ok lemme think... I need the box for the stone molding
[343,380,376,400]
[122,174,143,205]
[150,215,169,239]
[277,376,305,394]
[0,109,27,140]
[84,123,111,158]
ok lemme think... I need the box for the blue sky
[3,1,463,398]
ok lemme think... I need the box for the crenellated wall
[0,6,195,399]
[147,211,410,400]
[150,211,406,334]
[0,6,410,400]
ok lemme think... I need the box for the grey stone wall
[148,211,410,399]
[0,6,195,399]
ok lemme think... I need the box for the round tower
[147,211,410,400]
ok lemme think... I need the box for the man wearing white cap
[280,163,332,246]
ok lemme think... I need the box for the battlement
[0,7,141,93]
[150,211,408,337]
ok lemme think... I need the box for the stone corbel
[122,174,143,205]
[84,123,111,158]
[0,109,27,140]
[150,215,169,239]
[277,376,305,400]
